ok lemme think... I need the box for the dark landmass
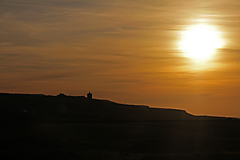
[1,93,240,160]
[0,93,236,122]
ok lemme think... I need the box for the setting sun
[179,24,224,62]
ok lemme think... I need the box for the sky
[1,0,240,117]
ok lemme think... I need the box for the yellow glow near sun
[179,24,224,62]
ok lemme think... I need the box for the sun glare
[179,24,224,62]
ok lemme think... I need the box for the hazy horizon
[1,0,240,117]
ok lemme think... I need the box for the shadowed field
[1,93,240,159]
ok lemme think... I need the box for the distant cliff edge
[0,93,237,122]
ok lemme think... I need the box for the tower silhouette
[87,92,92,99]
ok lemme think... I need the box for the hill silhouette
[1,93,240,160]
[0,93,236,123]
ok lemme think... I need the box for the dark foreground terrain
[1,93,240,160]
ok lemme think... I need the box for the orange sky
[1,0,240,117]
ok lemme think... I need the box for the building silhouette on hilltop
[57,93,67,97]
[87,92,92,99]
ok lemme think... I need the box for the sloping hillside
[0,93,234,122]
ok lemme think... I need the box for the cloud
[0,0,187,47]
